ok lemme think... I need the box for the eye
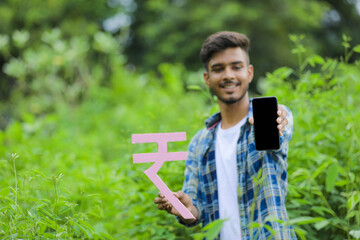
[233,65,242,70]
[212,67,223,73]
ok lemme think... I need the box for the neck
[218,93,250,130]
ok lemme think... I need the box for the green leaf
[187,85,202,91]
[273,67,293,79]
[288,217,325,226]
[12,30,30,48]
[99,232,116,240]
[249,222,262,228]
[308,54,325,67]
[311,160,331,180]
[0,159,8,165]
[0,34,9,50]
[326,163,339,192]
[264,215,285,224]
[3,58,26,78]
[70,220,93,239]
[314,220,329,230]
[264,224,276,236]
[202,218,227,240]
[353,44,360,53]
[348,193,360,211]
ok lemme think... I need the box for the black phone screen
[252,96,280,150]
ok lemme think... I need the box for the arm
[154,131,204,226]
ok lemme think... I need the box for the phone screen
[252,96,280,150]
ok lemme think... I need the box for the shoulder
[188,127,214,156]
[189,128,210,149]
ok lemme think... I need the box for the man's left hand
[248,105,288,136]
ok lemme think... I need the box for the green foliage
[1,1,360,237]
[127,0,330,90]
[193,219,226,240]
[0,27,125,128]
[263,36,360,240]
[0,41,210,238]
[1,31,360,238]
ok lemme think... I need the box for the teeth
[222,84,237,89]
[220,82,240,88]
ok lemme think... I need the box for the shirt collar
[205,98,254,130]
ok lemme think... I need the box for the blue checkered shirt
[178,98,297,239]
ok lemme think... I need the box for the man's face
[203,47,254,105]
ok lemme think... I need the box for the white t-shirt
[215,117,247,240]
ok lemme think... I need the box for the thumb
[173,191,183,200]
[175,191,192,207]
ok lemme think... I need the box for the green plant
[264,35,360,240]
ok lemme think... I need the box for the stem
[13,155,18,205]
[54,176,58,216]
[344,46,348,63]
[297,53,303,79]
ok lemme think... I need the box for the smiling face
[203,47,254,105]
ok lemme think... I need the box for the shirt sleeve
[176,131,203,227]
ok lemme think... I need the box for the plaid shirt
[178,98,297,239]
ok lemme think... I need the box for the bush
[0,31,359,239]
[263,35,360,239]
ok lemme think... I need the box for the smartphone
[252,96,280,150]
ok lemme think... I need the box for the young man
[154,31,297,239]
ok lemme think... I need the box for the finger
[158,192,165,198]
[282,119,288,131]
[159,202,171,210]
[284,118,288,126]
[278,124,284,136]
[248,117,254,125]
[277,121,285,130]
[282,106,287,117]
[279,118,288,129]
[278,105,285,115]
[165,202,172,210]
[175,191,188,204]
[154,197,167,204]
[277,122,287,136]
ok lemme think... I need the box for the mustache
[219,81,241,87]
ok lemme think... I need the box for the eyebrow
[210,61,245,69]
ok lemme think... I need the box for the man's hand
[154,191,199,224]
[248,105,288,136]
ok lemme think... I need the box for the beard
[209,82,249,105]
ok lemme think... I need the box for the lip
[219,81,241,89]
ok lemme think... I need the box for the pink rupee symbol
[132,132,195,220]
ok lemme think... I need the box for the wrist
[180,205,199,224]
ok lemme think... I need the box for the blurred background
[0,0,360,239]
[1,0,360,127]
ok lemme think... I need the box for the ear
[203,71,210,87]
[248,65,254,84]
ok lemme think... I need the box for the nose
[222,66,235,80]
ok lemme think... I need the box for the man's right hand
[154,191,199,224]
